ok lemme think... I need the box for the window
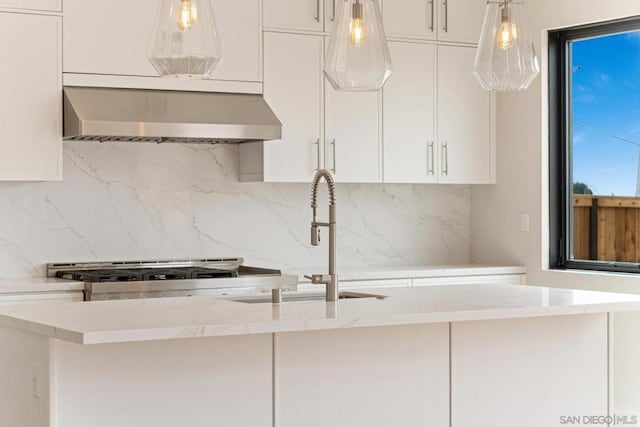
[550,17,640,273]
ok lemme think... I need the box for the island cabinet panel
[0,327,51,427]
[276,324,450,427]
[53,335,273,427]
[451,314,609,427]
[614,311,640,414]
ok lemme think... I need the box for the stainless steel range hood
[63,87,282,144]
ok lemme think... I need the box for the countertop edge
[19,300,640,346]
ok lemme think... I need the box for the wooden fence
[574,195,640,262]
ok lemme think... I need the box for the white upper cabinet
[325,84,381,183]
[383,0,436,41]
[63,0,262,83]
[0,12,62,181]
[436,0,485,43]
[383,41,436,183]
[384,0,484,44]
[264,0,324,32]
[324,33,381,183]
[240,32,381,184]
[242,0,494,185]
[242,32,324,182]
[324,0,338,33]
[437,45,494,184]
[0,0,60,12]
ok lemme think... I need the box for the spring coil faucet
[307,169,339,302]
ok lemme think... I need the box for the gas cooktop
[48,258,298,301]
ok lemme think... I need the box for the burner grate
[56,267,237,282]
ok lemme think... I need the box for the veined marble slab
[0,284,639,345]
[0,143,471,278]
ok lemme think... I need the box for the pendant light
[324,0,393,92]
[148,0,222,79]
[473,0,539,91]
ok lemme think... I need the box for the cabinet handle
[428,142,435,175]
[315,0,320,22]
[314,139,321,171]
[331,139,337,174]
[442,0,448,32]
[331,0,336,21]
[441,142,449,176]
[428,0,434,31]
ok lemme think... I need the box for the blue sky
[572,31,640,196]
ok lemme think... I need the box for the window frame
[549,16,640,274]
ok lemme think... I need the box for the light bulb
[349,1,366,46]
[496,4,517,50]
[177,0,198,31]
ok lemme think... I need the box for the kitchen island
[1,283,639,427]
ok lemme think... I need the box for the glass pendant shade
[473,0,539,91]
[148,0,222,79]
[324,0,392,91]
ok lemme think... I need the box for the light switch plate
[520,214,530,232]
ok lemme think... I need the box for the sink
[228,291,387,304]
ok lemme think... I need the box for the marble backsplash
[0,142,471,278]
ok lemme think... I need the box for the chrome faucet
[306,169,338,302]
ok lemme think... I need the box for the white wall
[472,0,640,291]
[0,142,470,278]
[471,0,640,414]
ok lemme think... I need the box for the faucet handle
[311,224,320,246]
[304,274,327,285]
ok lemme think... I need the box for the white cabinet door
[63,0,155,77]
[452,315,608,427]
[0,12,61,181]
[262,32,324,182]
[383,0,436,40]
[64,0,261,83]
[277,325,450,427]
[324,0,337,33]
[413,274,525,286]
[325,79,381,183]
[383,41,436,183]
[437,45,494,184]
[437,0,485,44]
[0,0,60,11]
[55,335,273,427]
[264,0,324,32]
[340,278,412,288]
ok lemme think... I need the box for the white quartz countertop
[0,278,84,294]
[286,264,526,282]
[0,283,639,345]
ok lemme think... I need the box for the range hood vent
[63,87,282,144]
